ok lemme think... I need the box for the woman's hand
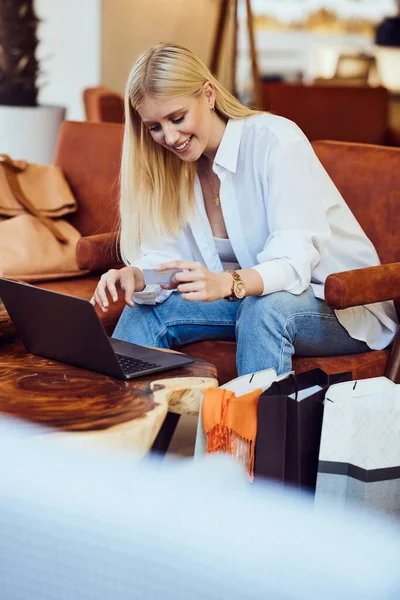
[158,260,232,302]
[90,266,145,311]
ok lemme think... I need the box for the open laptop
[0,278,194,380]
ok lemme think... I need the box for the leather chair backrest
[83,86,124,124]
[54,121,123,236]
[313,140,400,264]
[264,83,389,145]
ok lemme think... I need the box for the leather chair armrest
[325,263,400,309]
[386,127,400,147]
[386,333,400,383]
[76,232,121,272]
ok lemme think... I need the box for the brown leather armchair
[263,83,400,146]
[33,121,126,334]
[83,86,124,123]
[68,121,399,383]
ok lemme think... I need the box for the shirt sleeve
[252,136,331,296]
[125,235,183,305]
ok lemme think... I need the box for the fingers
[161,276,184,290]
[92,268,134,312]
[157,260,200,271]
[169,269,204,290]
[159,263,211,300]
[160,278,200,292]
[175,281,212,302]
[120,268,136,307]
[181,291,205,302]
[175,281,202,294]
[160,275,203,294]
[93,272,112,311]
[106,271,120,304]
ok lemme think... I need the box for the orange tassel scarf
[201,387,262,480]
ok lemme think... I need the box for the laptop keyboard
[115,353,161,375]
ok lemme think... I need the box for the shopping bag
[0,153,86,281]
[254,369,351,491]
[315,377,400,516]
[194,367,292,457]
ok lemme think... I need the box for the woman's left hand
[157,260,231,302]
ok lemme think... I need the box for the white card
[142,269,181,285]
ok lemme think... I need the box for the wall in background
[36,0,101,120]
[34,0,233,121]
[27,1,400,122]
[101,0,233,95]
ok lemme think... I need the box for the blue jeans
[112,288,369,376]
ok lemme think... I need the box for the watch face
[234,281,246,299]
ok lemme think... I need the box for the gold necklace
[206,168,220,207]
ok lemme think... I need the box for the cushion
[180,340,389,384]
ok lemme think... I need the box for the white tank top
[213,236,240,271]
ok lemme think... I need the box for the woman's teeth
[174,136,192,151]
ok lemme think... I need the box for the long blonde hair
[120,42,260,264]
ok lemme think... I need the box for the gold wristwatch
[224,270,246,302]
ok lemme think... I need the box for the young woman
[91,43,398,376]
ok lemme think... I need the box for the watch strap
[224,270,244,302]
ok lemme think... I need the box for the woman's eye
[148,116,184,132]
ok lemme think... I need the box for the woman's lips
[173,135,192,153]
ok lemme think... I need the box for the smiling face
[137,83,226,162]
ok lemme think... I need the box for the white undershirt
[213,236,240,271]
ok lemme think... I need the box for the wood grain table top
[0,339,218,433]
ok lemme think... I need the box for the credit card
[142,269,182,285]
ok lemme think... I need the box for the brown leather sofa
[83,83,400,146]
[34,121,126,334]
[82,83,400,149]
[83,86,125,123]
[263,83,400,146]
[36,120,400,384]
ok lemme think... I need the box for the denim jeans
[112,287,369,376]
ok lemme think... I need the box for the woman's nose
[164,126,180,147]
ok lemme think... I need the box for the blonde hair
[120,42,260,263]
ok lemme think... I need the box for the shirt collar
[213,118,245,173]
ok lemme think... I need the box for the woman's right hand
[90,266,144,312]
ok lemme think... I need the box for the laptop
[0,278,194,380]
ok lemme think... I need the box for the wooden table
[0,335,218,456]
[0,299,16,342]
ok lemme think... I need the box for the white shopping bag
[315,377,400,516]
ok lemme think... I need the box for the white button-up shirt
[131,114,398,350]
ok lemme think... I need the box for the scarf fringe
[206,425,255,482]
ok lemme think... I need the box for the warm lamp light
[375,46,400,92]
[313,47,339,79]
[375,11,400,92]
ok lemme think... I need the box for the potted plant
[0,0,65,163]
